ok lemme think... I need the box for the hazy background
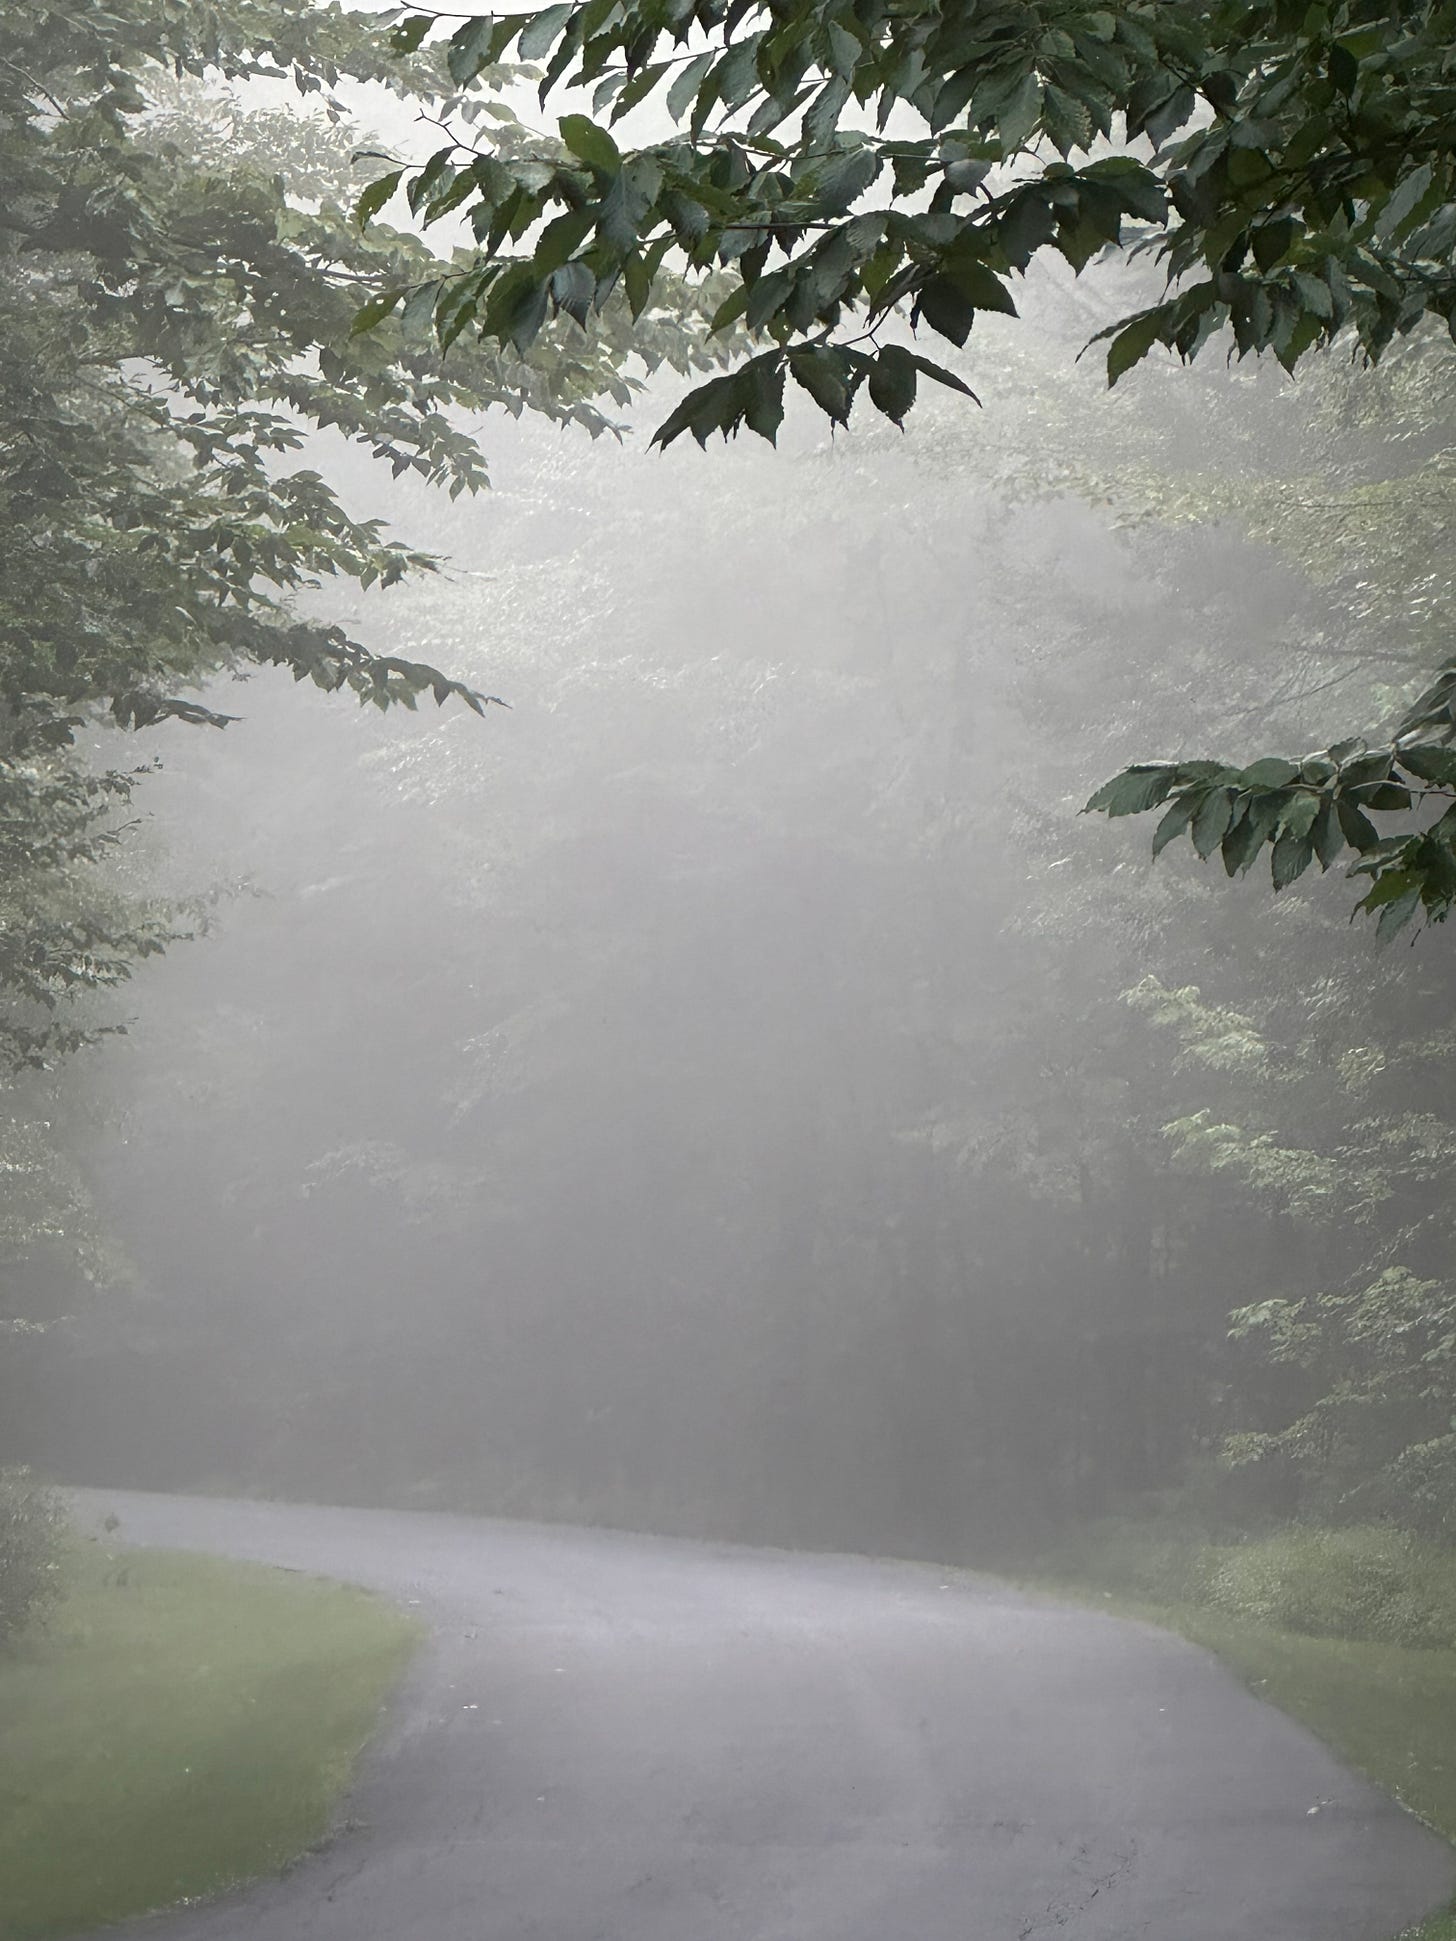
[6,249,1448,1561]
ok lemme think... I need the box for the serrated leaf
[740,356,787,442]
[350,288,405,334]
[1151,793,1197,856]
[1239,757,1300,788]
[1192,787,1234,858]
[868,344,917,425]
[910,355,979,402]
[944,256,1017,315]
[1084,765,1177,817]
[1337,798,1380,852]
[518,3,574,60]
[1105,311,1162,385]
[1376,162,1435,239]
[666,51,715,123]
[389,14,433,54]
[355,170,403,227]
[610,60,673,123]
[1271,830,1314,889]
[533,207,596,275]
[447,17,502,85]
[1278,791,1322,839]
[914,276,975,346]
[1400,744,1456,785]
[1220,808,1262,877]
[558,113,620,174]
[1311,800,1344,870]
[709,282,751,333]
[788,345,853,423]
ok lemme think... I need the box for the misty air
[5,5,1456,1940]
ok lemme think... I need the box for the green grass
[1010,1533,1456,1941]
[1179,1612,1456,1941]
[0,1540,420,1939]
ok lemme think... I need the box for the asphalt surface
[70,1488,1455,1941]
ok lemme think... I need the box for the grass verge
[1009,1538,1456,1941]
[0,1539,420,1939]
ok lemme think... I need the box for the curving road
[72,1489,1454,1941]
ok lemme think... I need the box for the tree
[1073,321,1456,935]
[365,0,1456,931]
[0,0,727,1065]
[374,1,1456,429]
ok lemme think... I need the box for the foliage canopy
[367,0,1456,933]
[0,0,727,1066]
[375,0,1456,438]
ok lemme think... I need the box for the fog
[15,13,1456,1937]
[11,263,1424,1567]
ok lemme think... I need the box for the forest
[7,4,1456,1937]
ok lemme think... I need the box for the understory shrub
[1044,1517,1456,1649]
[0,1467,66,1648]
[1203,1526,1456,1649]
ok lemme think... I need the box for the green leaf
[518,4,575,61]
[1328,40,1360,93]
[914,276,976,347]
[623,252,649,319]
[867,344,916,426]
[610,60,673,124]
[389,15,433,54]
[1084,765,1177,817]
[1150,793,1197,856]
[740,356,787,443]
[533,208,597,276]
[1376,162,1436,240]
[1191,787,1234,858]
[1359,782,1413,813]
[997,72,1043,152]
[1239,758,1300,788]
[1220,807,1263,877]
[447,17,506,85]
[709,282,751,333]
[1312,800,1344,870]
[1270,830,1314,889]
[1337,798,1380,853]
[355,170,403,228]
[666,52,715,123]
[1106,311,1162,385]
[943,256,1018,316]
[558,114,620,175]
[788,345,853,424]
[651,369,747,449]
[1278,792,1321,840]
[1375,887,1423,941]
[1399,744,1456,785]
[350,288,405,335]
[910,356,979,402]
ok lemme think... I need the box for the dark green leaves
[1106,312,1162,386]
[1084,766,1179,818]
[867,344,916,426]
[1087,734,1456,937]
[349,287,405,334]
[363,0,1456,436]
[651,351,787,448]
[558,114,620,176]
[355,170,402,227]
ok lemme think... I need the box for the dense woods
[4,0,1456,1574]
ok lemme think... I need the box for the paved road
[72,1490,1454,1941]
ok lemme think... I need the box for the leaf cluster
[368,0,1456,440]
[0,0,725,1064]
[1086,655,1456,940]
